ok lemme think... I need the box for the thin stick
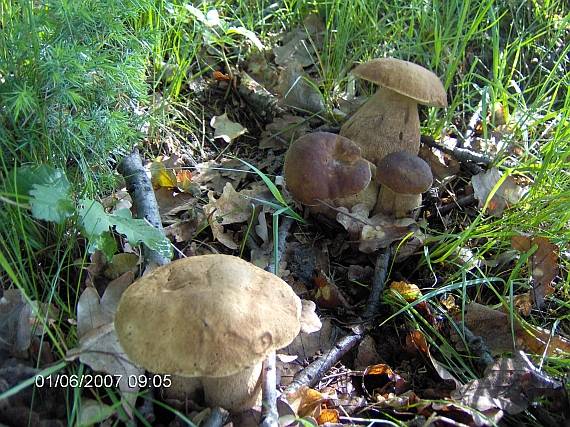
[118,148,170,267]
[282,333,365,396]
[363,247,391,319]
[421,135,492,166]
[260,352,279,427]
[261,215,294,427]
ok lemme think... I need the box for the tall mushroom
[284,132,377,214]
[375,151,433,218]
[340,58,447,165]
[114,254,304,412]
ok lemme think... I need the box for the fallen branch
[421,135,492,166]
[437,194,476,215]
[282,332,365,396]
[118,148,170,267]
[363,247,391,319]
[282,246,393,396]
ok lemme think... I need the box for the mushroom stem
[340,87,420,164]
[375,185,422,218]
[201,363,263,413]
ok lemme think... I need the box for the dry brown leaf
[284,318,338,361]
[277,62,325,113]
[285,386,324,419]
[355,336,381,370]
[68,274,142,396]
[313,271,349,309]
[418,145,460,183]
[472,168,525,217]
[259,114,310,150]
[452,351,564,415]
[103,253,139,280]
[511,235,559,308]
[360,215,418,253]
[457,302,570,356]
[176,170,194,193]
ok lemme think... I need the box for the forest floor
[0,1,569,426]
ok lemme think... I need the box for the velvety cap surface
[352,58,447,107]
[376,151,433,194]
[284,132,372,204]
[115,255,302,377]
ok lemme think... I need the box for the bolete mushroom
[114,254,303,412]
[375,151,433,218]
[283,132,377,214]
[340,58,447,164]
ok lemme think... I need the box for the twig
[261,215,294,427]
[282,247,393,396]
[282,332,365,396]
[118,148,170,267]
[260,352,279,427]
[421,135,492,166]
[202,407,230,427]
[363,247,391,319]
[437,194,476,215]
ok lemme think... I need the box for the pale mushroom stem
[201,363,263,413]
[340,88,421,164]
[375,186,422,218]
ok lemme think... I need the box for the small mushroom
[284,132,376,214]
[114,254,303,412]
[340,58,447,164]
[375,151,433,218]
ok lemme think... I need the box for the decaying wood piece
[364,247,392,319]
[118,148,170,267]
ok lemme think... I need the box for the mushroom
[283,132,377,214]
[114,254,303,412]
[340,58,447,165]
[375,151,433,218]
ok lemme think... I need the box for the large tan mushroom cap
[352,58,447,107]
[115,254,302,378]
[284,132,372,205]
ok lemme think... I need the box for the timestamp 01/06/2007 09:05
[34,374,172,389]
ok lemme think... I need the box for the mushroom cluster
[284,58,446,219]
[115,254,308,412]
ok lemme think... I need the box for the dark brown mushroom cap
[284,132,372,205]
[376,151,433,194]
[115,255,302,378]
[352,58,447,107]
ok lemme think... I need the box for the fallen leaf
[359,215,418,253]
[277,62,325,113]
[313,271,349,309]
[513,293,533,316]
[389,281,422,302]
[456,302,570,356]
[316,409,339,425]
[150,157,178,190]
[103,253,139,280]
[274,29,315,67]
[452,351,564,415]
[418,145,460,184]
[284,318,338,361]
[259,114,310,150]
[355,336,381,370]
[67,274,142,401]
[176,170,194,193]
[511,235,559,308]
[210,113,247,143]
[78,398,116,426]
[472,168,525,217]
[362,364,407,397]
[284,386,324,419]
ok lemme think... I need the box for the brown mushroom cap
[376,151,433,194]
[284,132,372,205]
[352,58,447,107]
[115,255,302,378]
